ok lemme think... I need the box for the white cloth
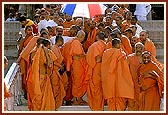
[38,19,48,33]
[135,23,143,37]
[46,19,57,27]
[6,18,15,22]
[134,4,151,21]
[50,36,73,45]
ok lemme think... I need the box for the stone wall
[4,22,21,75]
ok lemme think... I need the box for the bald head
[77,30,85,43]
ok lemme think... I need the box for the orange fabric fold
[23,35,33,47]
[101,48,134,111]
[84,28,97,51]
[60,38,75,101]
[137,61,164,111]
[51,45,67,109]
[31,45,55,111]
[120,35,132,55]
[18,35,39,97]
[86,40,106,111]
[127,53,141,111]
[70,39,87,98]
[144,38,156,58]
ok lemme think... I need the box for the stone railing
[4,62,23,111]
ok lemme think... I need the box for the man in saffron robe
[139,30,163,70]
[113,28,132,55]
[69,30,87,105]
[17,29,49,98]
[83,20,98,52]
[50,35,68,110]
[101,38,134,111]
[26,37,45,110]
[31,40,57,111]
[139,30,156,57]
[137,51,164,111]
[63,14,74,28]
[18,26,35,99]
[127,42,144,111]
[86,32,106,111]
[60,26,79,105]
[115,16,129,33]
[18,26,34,55]
[106,32,117,49]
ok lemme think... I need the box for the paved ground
[13,96,165,111]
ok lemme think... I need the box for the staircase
[139,20,164,63]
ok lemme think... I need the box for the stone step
[12,96,165,111]
[139,20,164,31]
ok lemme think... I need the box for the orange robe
[120,35,132,55]
[31,45,56,111]
[137,61,164,111]
[26,46,38,110]
[70,38,87,98]
[51,45,67,109]
[61,38,75,102]
[127,53,141,111]
[144,38,156,58]
[83,28,97,51]
[18,34,34,96]
[152,56,164,71]
[118,8,129,17]
[4,83,10,111]
[86,40,106,111]
[23,35,34,47]
[63,20,74,28]
[19,35,40,63]
[118,23,130,33]
[122,20,131,29]
[101,48,134,111]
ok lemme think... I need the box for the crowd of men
[4,4,164,111]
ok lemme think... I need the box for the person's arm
[18,38,25,56]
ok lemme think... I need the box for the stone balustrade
[4,63,23,111]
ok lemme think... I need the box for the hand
[60,66,64,71]
[73,55,80,60]
[95,56,102,63]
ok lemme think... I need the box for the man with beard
[130,36,139,53]
[83,20,98,52]
[139,30,156,58]
[122,11,132,29]
[63,14,74,28]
